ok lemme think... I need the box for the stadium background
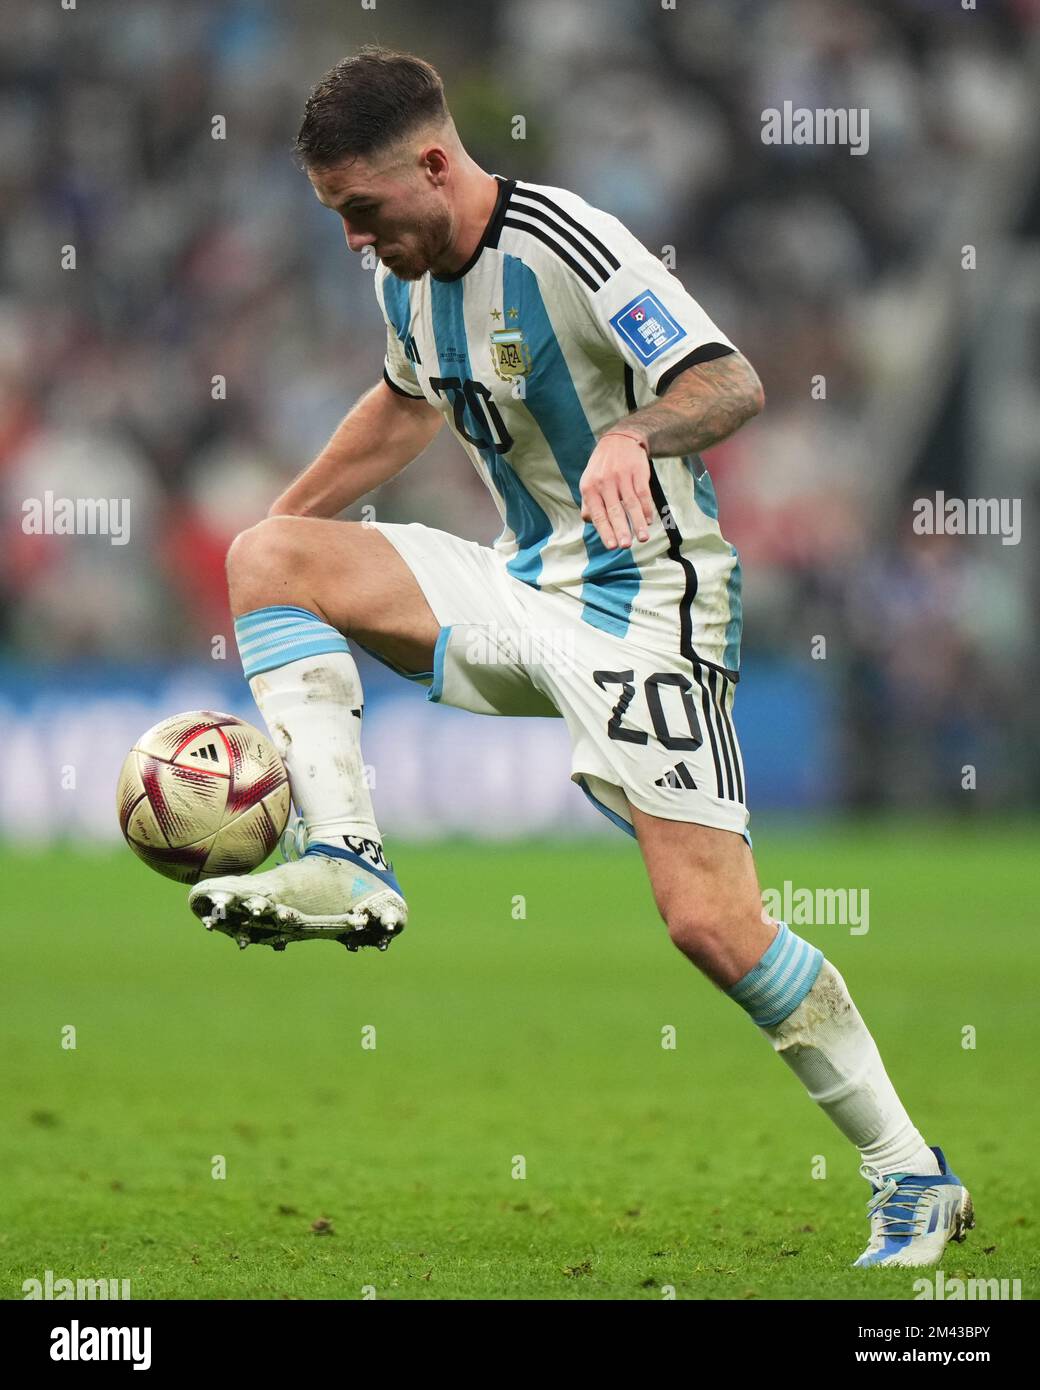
[1,0,1038,1303]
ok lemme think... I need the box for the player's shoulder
[501,177,643,295]
[509,177,628,236]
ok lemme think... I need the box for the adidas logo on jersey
[189,744,220,762]
[654,762,696,790]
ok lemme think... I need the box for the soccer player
[190,47,973,1269]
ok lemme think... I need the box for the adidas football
[116,711,291,884]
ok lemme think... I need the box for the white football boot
[188,823,406,953]
[853,1146,974,1267]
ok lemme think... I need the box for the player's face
[308,156,454,281]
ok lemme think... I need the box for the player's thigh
[227,516,440,673]
[629,806,774,986]
[327,527,441,674]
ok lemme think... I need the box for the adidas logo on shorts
[654,761,697,790]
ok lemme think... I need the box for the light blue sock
[232,605,381,850]
[725,922,824,1026]
[234,605,349,680]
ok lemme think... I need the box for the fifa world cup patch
[609,290,686,364]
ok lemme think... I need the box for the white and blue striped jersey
[375,175,743,677]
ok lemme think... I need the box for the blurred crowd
[1,0,1037,806]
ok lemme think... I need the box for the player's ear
[419,143,451,187]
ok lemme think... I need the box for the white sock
[248,651,382,852]
[760,960,939,1181]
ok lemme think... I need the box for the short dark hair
[295,46,448,170]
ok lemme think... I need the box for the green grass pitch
[1,821,1036,1300]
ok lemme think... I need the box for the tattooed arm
[579,353,764,550]
[611,352,764,458]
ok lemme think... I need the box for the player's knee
[226,516,314,592]
[662,905,716,958]
[660,900,743,969]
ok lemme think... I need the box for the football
[116,711,291,884]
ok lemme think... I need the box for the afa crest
[490,327,531,382]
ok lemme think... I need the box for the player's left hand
[579,433,656,550]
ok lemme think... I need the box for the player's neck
[434,167,500,276]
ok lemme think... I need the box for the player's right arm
[267,380,441,518]
[270,264,441,518]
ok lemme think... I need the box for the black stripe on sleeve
[655,343,735,396]
[508,198,614,284]
[511,186,621,269]
[382,366,424,399]
[501,217,600,291]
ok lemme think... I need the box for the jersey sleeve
[374,268,424,399]
[573,216,737,396]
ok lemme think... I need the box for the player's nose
[342,221,375,254]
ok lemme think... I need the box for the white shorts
[369,521,751,840]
